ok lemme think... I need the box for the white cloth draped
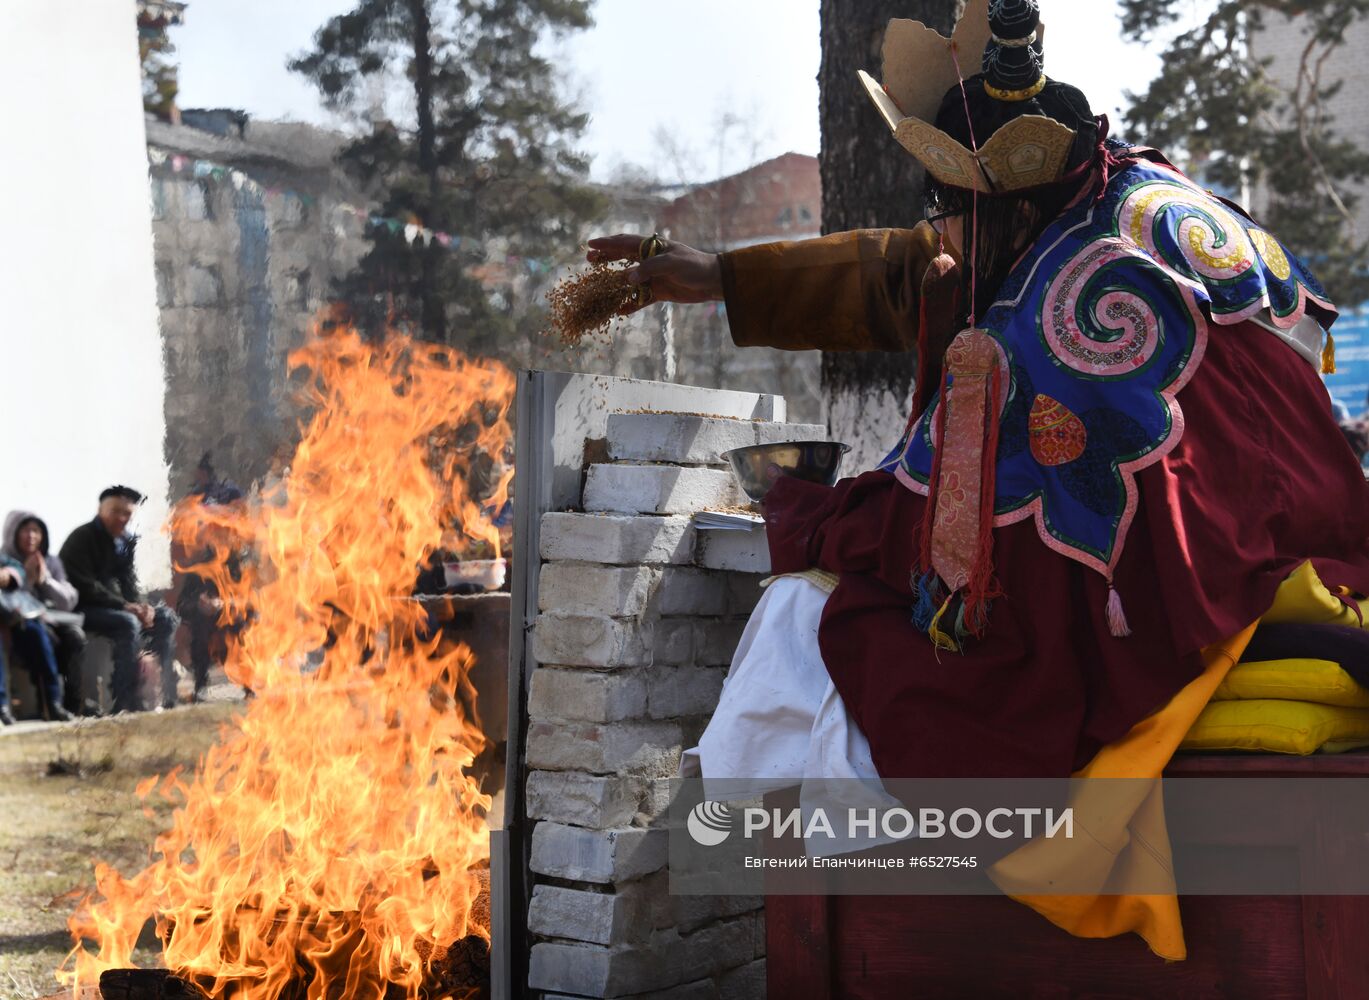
[680,576,912,855]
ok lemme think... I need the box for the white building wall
[1251,16,1369,416]
[0,0,171,586]
[1250,14,1369,236]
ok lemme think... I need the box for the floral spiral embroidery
[1042,242,1162,377]
[1117,180,1256,282]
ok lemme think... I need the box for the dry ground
[0,699,242,1000]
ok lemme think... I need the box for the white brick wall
[538,564,662,617]
[541,513,695,565]
[525,719,686,775]
[529,823,668,884]
[533,612,654,668]
[529,667,649,723]
[655,567,729,616]
[646,666,727,719]
[524,407,811,998]
[527,885,622,946]
[606,411,828,465]
[527,913,764,997]
[525,771,649,829]
[697,530,771,574]
[584,465,740,515]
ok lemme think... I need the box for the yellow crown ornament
[858,0,1077,194]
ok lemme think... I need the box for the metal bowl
[721,440,852,502]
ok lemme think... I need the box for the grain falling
[546,262,637,346]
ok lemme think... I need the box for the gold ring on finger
[639,233,668,261]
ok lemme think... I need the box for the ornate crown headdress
[858,0,1078,194]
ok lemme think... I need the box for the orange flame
[62,330,514,999]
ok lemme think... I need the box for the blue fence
[1326,308,1369,419]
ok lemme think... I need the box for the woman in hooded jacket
[3,510,88,716]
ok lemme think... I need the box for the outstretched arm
[586,223,958,354]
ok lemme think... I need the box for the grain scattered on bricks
[546,262,637,346]
[702,503,762,516]
[618,408,766,422]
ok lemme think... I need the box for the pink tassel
[1106,584,1132,639]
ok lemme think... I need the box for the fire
[61,330,514,999]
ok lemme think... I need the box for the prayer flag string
[147,145,566,275]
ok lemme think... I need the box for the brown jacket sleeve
[718,222,959,353]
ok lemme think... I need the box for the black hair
[100,485,145,504]
[925,0,1100,323]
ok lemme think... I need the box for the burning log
[94,937,491,1000]
[405,936,491,999]
[97,970,207,999]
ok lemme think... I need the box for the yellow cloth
[1261,560,1365,628]
[1212,659,1369,709]
[761,569,839,594]
[991,560,1364,961]
[1180,699,1369,754]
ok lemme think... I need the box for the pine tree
[291,0,605,350]
[139,18,180,120]
[1121,0,1369,305]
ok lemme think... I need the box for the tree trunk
[409,0,446,343]
[818,0,960,469]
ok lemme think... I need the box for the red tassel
[1106,584,1132,638]
[911,285,961,421]
[963,366,1005,636]
[916,367,953,576]
[908,292,933,433]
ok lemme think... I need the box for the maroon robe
[721,229,1369,779]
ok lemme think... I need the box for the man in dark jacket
[177,456,246,701]
[59,486,179,713]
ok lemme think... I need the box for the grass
[0,702,242,1000]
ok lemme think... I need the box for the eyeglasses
[926,209,962,234]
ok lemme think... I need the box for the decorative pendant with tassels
[912,329,1006,651]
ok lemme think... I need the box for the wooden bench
[4,635,116,719]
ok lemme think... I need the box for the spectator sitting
[0,629,11,725]
[2,510,90,716]
[1339,420,1369,466]
[0,558,72,722]
[189,453,243,507]
[59,486,179,714]
[176,455,246,702]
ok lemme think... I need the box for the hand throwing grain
[546,263,637,346]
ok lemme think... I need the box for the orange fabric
[718,222,961,355]
[991,624,1255,960]
[993,560,1364,960]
